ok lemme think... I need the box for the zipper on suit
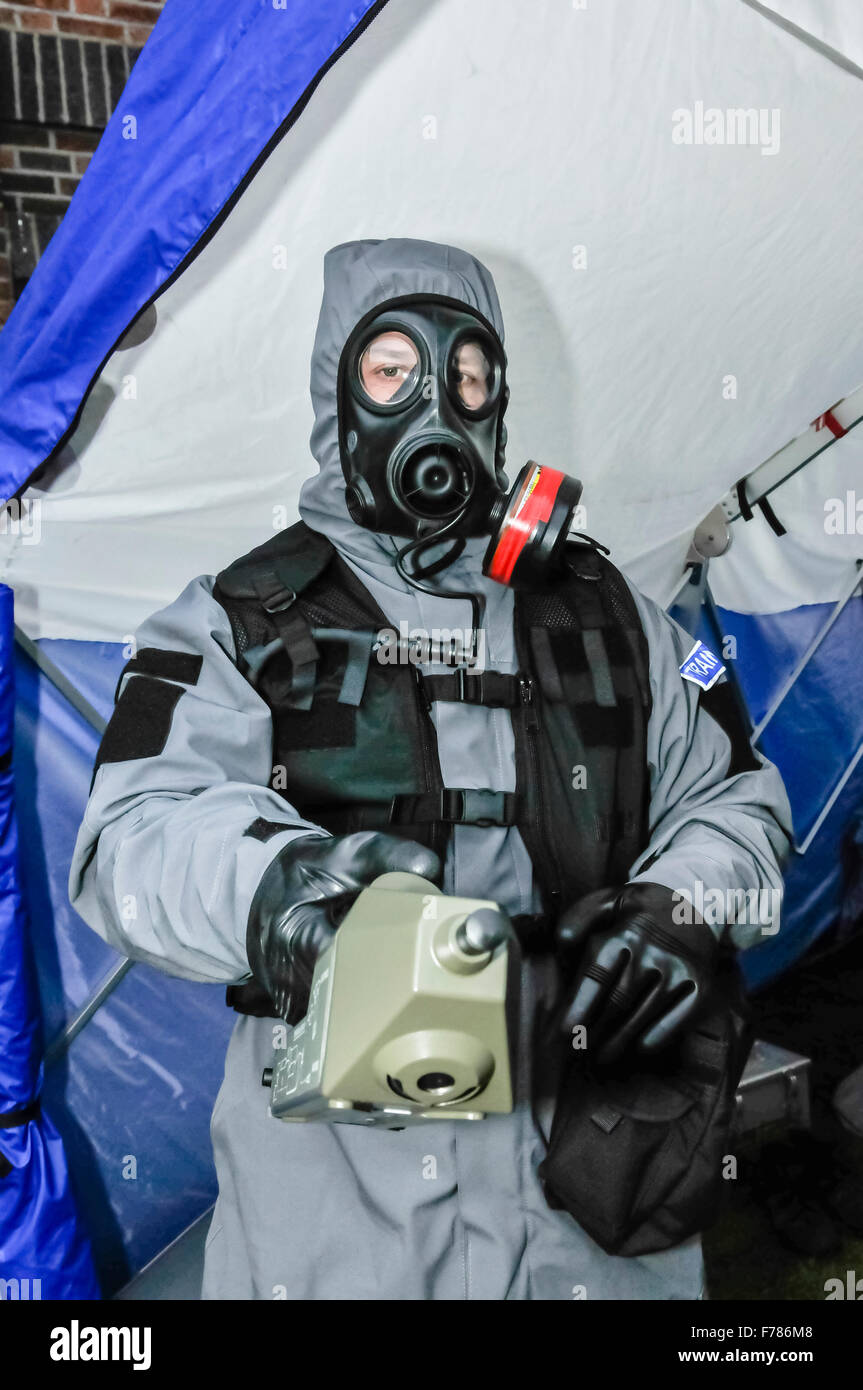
[512,636,564,914]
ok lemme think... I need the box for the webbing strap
[252,569,319,711]
[419,670,525,709]
[757,494,787,537]
[396,788,520,826]
[309,628,375,708]
[309,788,521,831]
[338,638,373,707]
[529,628,565,702]
[572,580,605,629]
[581,629,617,709]
[0,1099,40,1128]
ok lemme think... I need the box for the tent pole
[12,625,128,1060]
[742,1,863,84]
[797,743,863,856]
[13,624,108,735]
[44,958,134,1065]
[750,562,863,744]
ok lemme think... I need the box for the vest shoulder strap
[572,548,652,717]
[517,546,652,717]
[214,520,335,603]
[213,521,337,709]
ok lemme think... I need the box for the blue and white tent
[0,0,861,1297]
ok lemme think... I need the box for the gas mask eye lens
[358,330,420,404]
[450,338,493,411]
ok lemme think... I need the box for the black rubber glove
[555,881,719,1064]
[247,831,442,1024]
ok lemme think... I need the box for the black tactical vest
[213,522,653,924]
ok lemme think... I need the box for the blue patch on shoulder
[680,640,726,692]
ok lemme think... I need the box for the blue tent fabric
[13,638,235,1295]
[0,586,99,1300]
[717,600,863,989]
[0,0,386,500]
[13,643,122,1045]
[669,591,863,990]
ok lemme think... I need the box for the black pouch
[537,958,752,1256]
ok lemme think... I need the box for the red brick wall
[0,0,165,323]
[0,1,162,48]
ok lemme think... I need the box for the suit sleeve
[625,584,794,950]
[68,574,328,983]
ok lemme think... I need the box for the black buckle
[262,586,296,615]
[458,671,518,708]
[453,789,508,827]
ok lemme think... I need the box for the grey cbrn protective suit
[70,238,792,1300]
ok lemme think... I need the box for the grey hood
[299,237,507,599]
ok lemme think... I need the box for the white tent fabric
[710,428,863,615]
[755,0,863,72]
[4,0,863,640]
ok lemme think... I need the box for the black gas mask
[338,295,589,604]
[339,296,508,542]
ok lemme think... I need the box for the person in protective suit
[70,238,792,1300]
